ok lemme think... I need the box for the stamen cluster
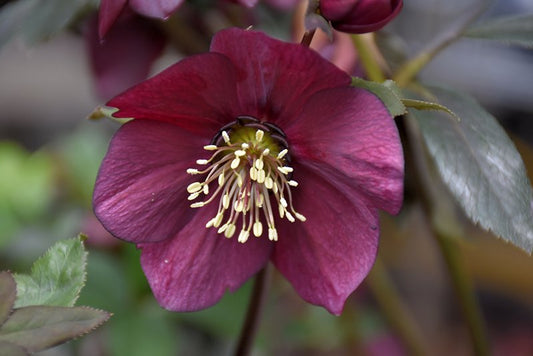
[186,127,305,243]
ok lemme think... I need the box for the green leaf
[0,142,54,221]
[403,98,460,121]
[351,78,407,117]
[0,305,110,353]
[0,341,28,356]
[0,272,16,326]
[13,236,88,308]
[465,14,533,48]
[109,305,178,356]
[413,85,533,253]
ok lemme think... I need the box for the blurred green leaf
[13,236,87,308]
[465,14,533,48]
[177,281,251,337]
[58,124,111,205]
[0,272,16,325]
[77,250,131,313]
[0,341,28,356]
[0,142,54,222]
[0,305,110,353]
[413,85,533,253]
[109,304,178,356]
[351,78,406,117]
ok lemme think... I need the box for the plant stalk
[351,34,386,82]
[234,266,271,356]
[366,257,429,356]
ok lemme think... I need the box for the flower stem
[351,34,386,83]
[405,116,490,356]
[300,29,316,47]
[366,257,429,356]
[434,229,490,356]
[234,266,270,356]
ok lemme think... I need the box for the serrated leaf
[13,236,88,308]
[0,341,28,356]
[0,272,16,325]
[413,85,533,252]
[351,78,406,117]
[465,14,533,48]
[0,305,110,353]
[403,98,460,121]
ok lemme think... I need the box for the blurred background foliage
[0,0,532,355]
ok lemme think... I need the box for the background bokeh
[0,0,532,355]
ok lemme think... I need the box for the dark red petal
[272,163,379,315]
[98,0,127,38]
[86,14,166,100]
[106,52,242,137]
[319,0,359,20]
[93,120,205,243]
[130,0,184,19]
[139,204,272,311]
[209,28,351,126]
[286,87,404,214]
[325,0,403,34]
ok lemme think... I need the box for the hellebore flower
[86,13,167,100]
[319,0,403,34]
[93,28,404,315]
[98,0,183,38]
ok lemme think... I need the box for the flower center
[186,116,306,243]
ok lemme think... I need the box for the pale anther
[188,192,200,200]
[286,212,295,223]
[268,228,278,241]
[187,182,202,194]
[277,149,288,159]
[265,176,274,189]
[253,221,263,237]
[190,202,205,208]
[255,130,264,142]
[238,230,250,243]
[224,224,236,238]
[234,150,246,157]
[257,169,266,183]
[288,180,298,187]
[234,200,244,212]
[250,166,258,181]
[222,194,230,209]
[203,145,218,151]
[222,131,230,144]
[187,168,200,174]
[295,212,306,222]
[230,157,241,169]
[196,159,209,165]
